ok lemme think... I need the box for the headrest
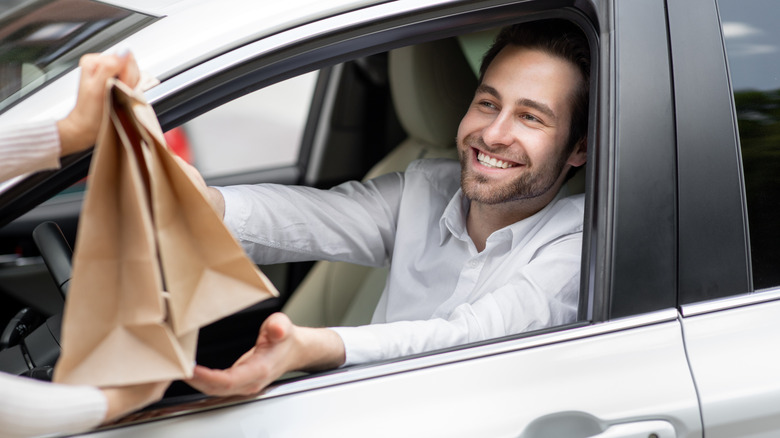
[388,38,478,150]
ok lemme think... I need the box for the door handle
[592,421,675,438]
[520,411,677,438]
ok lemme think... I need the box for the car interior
[0,20,587,402]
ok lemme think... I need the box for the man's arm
[186,313,344,396]
[187,232,580,395]
[177,156,403,267]
[210,178,403,267]
[334,233,581,365]
[204,186,226,219]
[173,158,226,217]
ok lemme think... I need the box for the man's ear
[567,137,587,168]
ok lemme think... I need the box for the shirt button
[468,259,479,268]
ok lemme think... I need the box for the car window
[181,72,318,178]
[719,0,780,290]
[0,0,155,115]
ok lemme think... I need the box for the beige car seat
[283,37,478,327]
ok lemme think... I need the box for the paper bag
[53,79,278,387]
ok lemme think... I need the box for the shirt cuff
[329,326,385,367]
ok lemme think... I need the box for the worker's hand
[100,380,170,424]
[185,313,345,396]
[57,51,141,156]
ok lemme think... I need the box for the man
[187,19,589,396]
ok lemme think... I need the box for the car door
[668,0,780,436]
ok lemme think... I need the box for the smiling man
[187,19,590,396]
[459,36,588,251]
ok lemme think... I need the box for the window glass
[0,0,154,115]
[720,0,780,289]
[180,72,318,178]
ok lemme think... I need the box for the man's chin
[461,172,559,205]
[461,176,514,205]
[462,166,518,189]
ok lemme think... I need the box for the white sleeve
[0,372,107,438]
[0,121,61,183]
[216,171,405,267]
[331,233,582,366]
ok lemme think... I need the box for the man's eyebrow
[516,98,557,122]
[476,84,557,122]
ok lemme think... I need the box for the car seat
[282,36,478,327]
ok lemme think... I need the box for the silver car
[1,0,779,436]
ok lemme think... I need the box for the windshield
[0,0,155,115]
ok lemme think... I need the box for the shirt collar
[506,188,568,249]
[438,185,572,247]
[439,189,470,245]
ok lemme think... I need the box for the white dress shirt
[219,158,584,366]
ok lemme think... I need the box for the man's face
[457,45,586,205]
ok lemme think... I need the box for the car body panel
[683,294,780,437]
[89,311,700,437]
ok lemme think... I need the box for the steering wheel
[0,222,71,380]
[32,221,73,299]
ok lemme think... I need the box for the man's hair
[479,19,591,153]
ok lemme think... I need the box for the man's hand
[57,51,141,157]
[173,156,226,218]
[185,313,346,396]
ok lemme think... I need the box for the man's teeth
[477,152,515,169]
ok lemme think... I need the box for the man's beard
[458,134,569,205]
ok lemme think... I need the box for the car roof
[0,0,388,127]
[104,0,387,79]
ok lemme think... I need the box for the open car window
[182,71,318,179]
[144,14,595,397]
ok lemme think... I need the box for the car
[1,0,779,436]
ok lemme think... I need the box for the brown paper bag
[53,79,278,387]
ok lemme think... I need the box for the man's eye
[478,101,497,110]
[521,113,541,123]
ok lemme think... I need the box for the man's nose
[481,111,513,146]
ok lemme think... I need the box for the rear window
[719,0,780,289]
[0,0,155,115]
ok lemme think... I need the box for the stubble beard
[458,134,569,205]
